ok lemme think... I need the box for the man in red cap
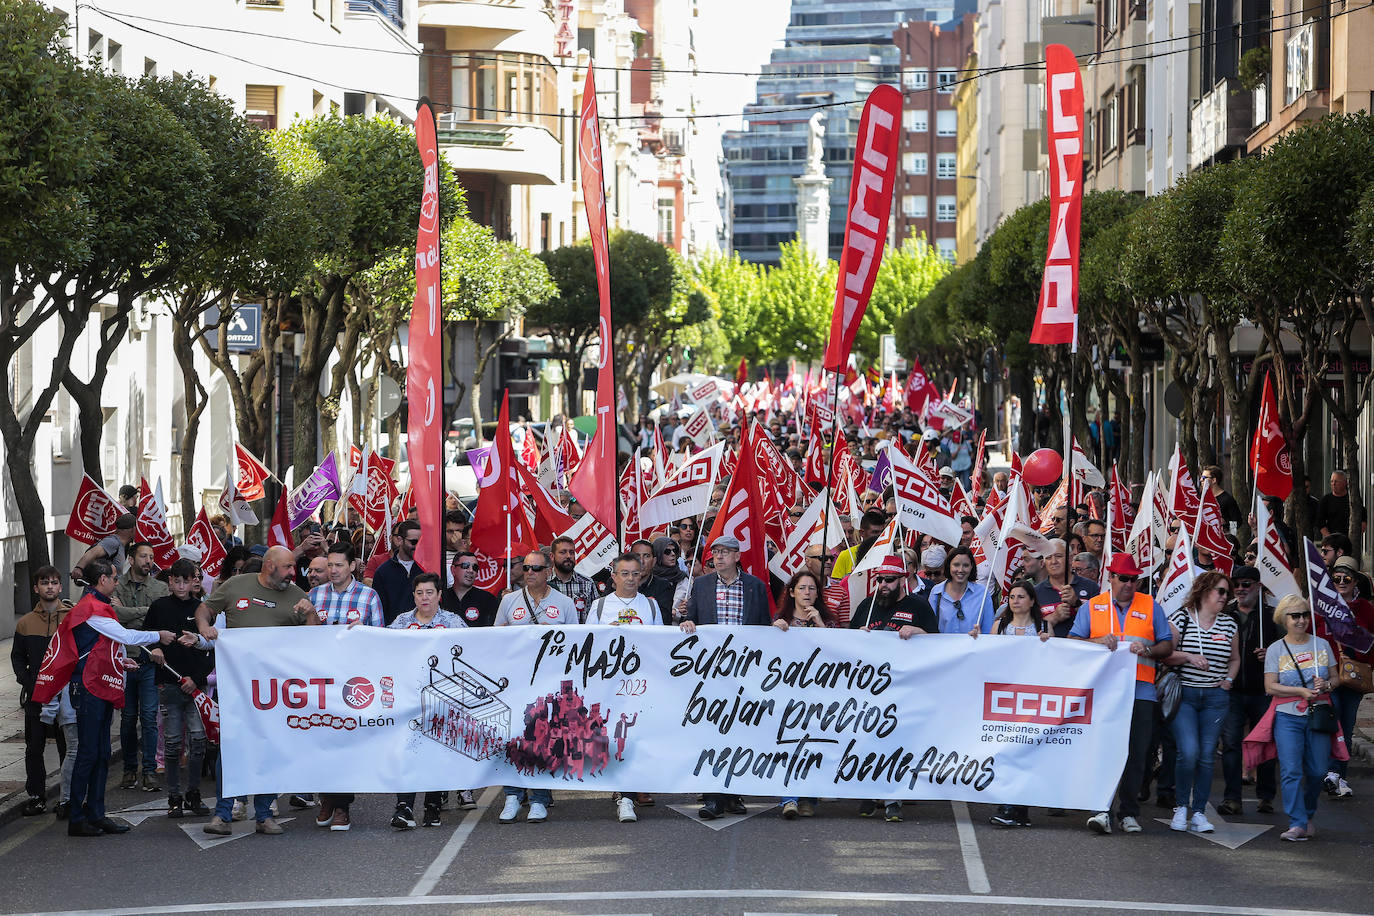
[1070,553,1173,835]
[847,555,937,822]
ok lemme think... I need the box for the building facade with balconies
[1083,0,1148,193]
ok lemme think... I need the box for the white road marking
[409,786,501,896]
[665,801,776,830]
[1151,803,1272,849]
[7,889,1371,916]
[177,817,294,851]
[110,799,174,827]
[950,800,990,894]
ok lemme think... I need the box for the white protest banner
[684,378,723,406]
[768,488,848,581]
[852,517,901,574]
[1157,526,1195,614]
[681,404,715,447]
[217,625,1135,809]
[639,442,725,529]
[1255,494,1300,600]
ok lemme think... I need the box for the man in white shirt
[586,553,660,821]
[495,551,577,626]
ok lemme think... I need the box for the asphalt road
[2,773,1373,916]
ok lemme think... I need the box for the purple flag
[466,447,494,486]
[870,446,893,494]
[1304,538,1374,655]
[287,451,341,529]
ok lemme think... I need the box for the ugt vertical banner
[1029,45,1084,349]
[821,84,902,372]
[407,99,443,573]
[569,66,618,534]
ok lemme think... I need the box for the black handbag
[1284,641,1338,734]
[1155,618,1189,723]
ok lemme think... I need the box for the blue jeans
[121,664,157,774]
[504,786,552,805]
[1273,710,1330,830]
[781,796,819,806]
[158,684,206,796]
[1170,686,1229,814]
[1331,686,1361,778]
[69,683,112,825]
[214,755,276,823]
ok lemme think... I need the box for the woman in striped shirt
[1166,571,1240,834]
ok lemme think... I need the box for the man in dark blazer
[372,520,425,625]
[679,534,770,818]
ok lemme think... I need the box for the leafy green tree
[859,233,949,364]
[0,0,101,570]
[693,251,764,366]
[757,240,836,368]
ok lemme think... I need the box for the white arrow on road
[667,801,777,831]
[1153,803,1271,849]
[179,817,295,851]
[109,798,170,827]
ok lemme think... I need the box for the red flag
[515,460,573,546]
[233,444,271,502]
[64,475,122,545]
[1109,464,1134,553]
[828,427,856,519]
[742,420,800,546]
[904,355,938,415]
[470,393,536,561]
[1168,444,1200,532]
[1030,44,1085,348]
[735,356,749,387]
[397,485,417,521]
[1250,371,1293,500]
[348,453,399,533]
[618,459,644,546]
[1194,485,1235,577]
[135,479,179,569]
[406,99,445,574]
[268,490,293,550]
[705,444,775,615]
[803,417,827,488]
[822,84,902,371]
[185,509,229,578]
[971,429,987,492]
[568,66,618,533]
[519,427,541,471]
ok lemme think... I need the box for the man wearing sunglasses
[372,519,426,625]
[494,550,577,627]
[1071,554,1173,835]
[442,550,498,627]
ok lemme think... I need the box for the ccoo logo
[343,677,375,710]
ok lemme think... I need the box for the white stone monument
[793,112,831,263]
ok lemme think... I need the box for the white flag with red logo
[64,474,122,545]
[680,404,715,448]
[852,517,902,575]
[639,442,725,530]
[233,443,272,502]
[136,478,179,569]
[1255,494,1301,600]
[184,509,229,578]
[652,422,670,487]
[218,456,258,526]
[1069,438,1105,488]
[768,488,847,582]
[559,511,619,579]
[888,446,962,546]
[1157,525,1196,615]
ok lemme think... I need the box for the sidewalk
[0,637,124,826]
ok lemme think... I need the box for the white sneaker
[1086,811,1112,834]
[1323,771,1341,795]
[527,802,548,823]
[1334,777,1354,798]
[1170,806,1188,832]
[231,800,245,822]
[616,796,637,823]
[1120,816,1142,833]
[498,796,521,824]
[1189,811,1215,833]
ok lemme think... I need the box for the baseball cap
[922,545,947,570]
[921,429,939,443]
[938,467,955,479]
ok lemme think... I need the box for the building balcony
[1189,78,1254,170]
[435,113,560,185]
[348,0,404,29]
[418,0,551,36]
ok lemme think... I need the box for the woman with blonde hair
[1264,594,1337,841]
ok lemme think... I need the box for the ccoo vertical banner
[1030,44,1085,349]
[569,65,618,536]
[821,84,902,372]
[407,99,444,574]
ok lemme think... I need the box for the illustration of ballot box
[416,646,511,760]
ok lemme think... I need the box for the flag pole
[821,367,841,561]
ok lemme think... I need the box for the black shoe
[698,803,722,820]
[438,791,450,810]
[1258,799,1274,814]
[185,790,210,817]
[67,821,103,837]
[858,799,877,818]
[423,805,441,827]
[1155,792,1176,809]
[288,794,315,810]
[92,817,130,834]
[990,806,1018,827]
[20,797,45,817]
[1216,799,1243,817]
[1046,807,1067,817]
[391,804,417,830]
[167,795,184,819]
[726,797,748,816]
[54,802,69,821]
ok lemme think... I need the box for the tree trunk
[62,302,131,485]
[1214,314,1262,550]
[1126,334,1146,488]
[292,278,348,484]
[171,289,219,532]
[321,312,363,460]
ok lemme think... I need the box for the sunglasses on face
[1332,574,1355,584]
[1287,612,1312,620]
[1112,573,1138,583]
[876,575,902,584]
[456,562,476,570]
[1215,587,1230,597]
[523,564,547,572]
[405,539,421,547]
[1234,580,1256,588]
[662,546,679,555]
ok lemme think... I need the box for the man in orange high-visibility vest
[1070,553,1173,835]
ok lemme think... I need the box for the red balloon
[1022,448,1064,488]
